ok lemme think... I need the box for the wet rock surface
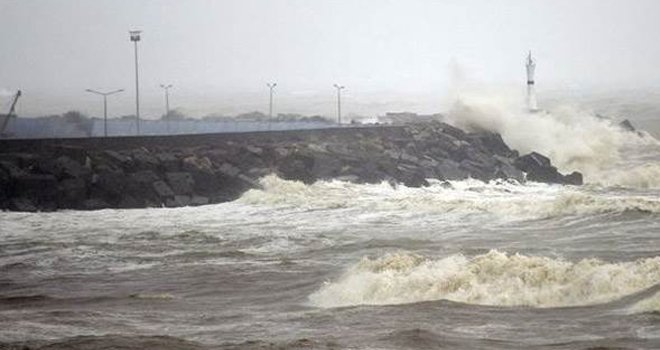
[0,123,582,211]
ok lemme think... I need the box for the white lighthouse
[526,51,538,111]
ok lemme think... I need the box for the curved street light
[85,88,124,137]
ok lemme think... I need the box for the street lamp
[85,89,124,137]
[333,84,345,125]
[129,30,142,135]
[267,83,277,130]
[160,84,173,134]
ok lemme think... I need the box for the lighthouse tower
[526,51,538,111]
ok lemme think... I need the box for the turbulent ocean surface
[1,108,660,349]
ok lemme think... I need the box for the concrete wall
[3,118,338,139]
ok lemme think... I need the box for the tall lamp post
[333,84,345,125]
[129,30,142,135]
[85,89,124,137]
[160,84,173,134]
[267,83,277,130]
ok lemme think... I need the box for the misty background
[1,0,660,130]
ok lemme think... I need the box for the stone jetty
[0,122,582,211]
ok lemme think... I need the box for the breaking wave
[309,250,660,308]
[445,88,660,188]
[630,291,660,314]
[238,175,660,218]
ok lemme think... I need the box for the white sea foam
[238,175,660,219]
[445,88,660,188]
[630,291,660,313]
[309,250,660,308]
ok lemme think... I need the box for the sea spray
[309,250,660,308]
[445,89,660,187]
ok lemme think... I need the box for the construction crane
[0,90,22,137]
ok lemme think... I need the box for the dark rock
[435,159,467,180]
[117,195,141,209]
[13,174,58,204]
[218,163,241,177]
[494,162,525,183]
[0,160,25,179]
[104,150,131,164]
[82,198,110,210]
[0,121,585,211]
[459,159,491,181]
[440,181,453,189]
[54,156,89,179]
[0,153,39,169]
[166,195,191,207]
[563,171,583,185]
[165,172,194,195]
[619,119,636,132]
[57,178,87,208]
[152,181,174,198]
[182,156,213,173]
[309,153,344,179]
[277,153,315,184]
[9,198,37,212]
[131,149,159,170]
[0,166,8,207]
[469,132,514,157]
[396,164,429,187]
[156,153,180,171]
[130,170,160,184]
[514,152,566,184]
[514,152,551,171]
[93,169,128,202]
[190,195,210,206]
[438,122,467,140]
[246,145,263,155]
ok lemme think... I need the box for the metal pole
[269,89,273,119]
[267,83,276,131]
[334,84,344,125]
[165,88,170,115]
[103,95,108,137]
[134,40,140,135]
[337,89,341,125]
[159,84,173,134]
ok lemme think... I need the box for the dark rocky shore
[0,122,582,212]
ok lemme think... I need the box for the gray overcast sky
[1,0,660,117]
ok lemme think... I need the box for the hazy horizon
[2,0,660,119]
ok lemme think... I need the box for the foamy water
[310,250,660,308]
[1,105,659,349]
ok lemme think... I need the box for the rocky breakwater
[0,122,582,211]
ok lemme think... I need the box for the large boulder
[13,174,58,204]
[54,156,90,179]
[514,152,583,185]
[563,171,583,186]
[165,172,194,195]
[57,178,88,208]
[468,132,516,157]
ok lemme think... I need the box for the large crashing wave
[308,250,660,309]
[445,89,660,188]
[238,175,660,218]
